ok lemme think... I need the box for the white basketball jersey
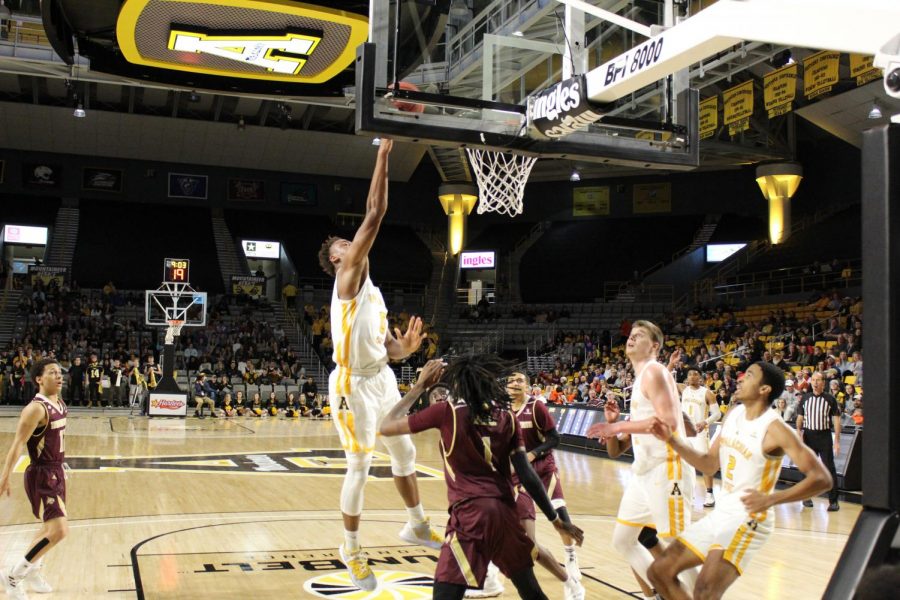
[681,385,709,427]
[630,360,685,474]
[331,276,389,392]
[718,404,782,517]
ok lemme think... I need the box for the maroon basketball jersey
[512,399,557,477]
[26,395,67,465]
[408,400,523,507]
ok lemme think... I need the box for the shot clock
[164,258,190,284]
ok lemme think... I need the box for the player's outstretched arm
[343,139,393,272]
[650,416,721,475]
[597,398,631,457]
[0,403,45,497]
[740,419,832,513]
[379,359,445,436]
[511,449,584,546]
[385,316,426,360]
[587,364,678,440]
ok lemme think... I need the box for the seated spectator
[192,373,216,417]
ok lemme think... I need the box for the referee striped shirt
[798,392,840,431]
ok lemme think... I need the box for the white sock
[343,529,360,553]
[406,504,427,525]
[564,544,576,555]
[10,558,33,581]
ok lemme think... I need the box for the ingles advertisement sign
[116,0,368,84]
[460,251,496,270]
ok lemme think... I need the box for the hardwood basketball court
[0,411,856,599]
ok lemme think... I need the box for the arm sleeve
[530,428,560,460]
[510,450,557,522]
[407,401,448,434]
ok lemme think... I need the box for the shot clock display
[164,258,190,284]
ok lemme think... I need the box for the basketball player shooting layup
[0,359,68,600]
[380,357,584,600]
[585,320,691,591]
[646,362,832,599]
[318,138,441,591]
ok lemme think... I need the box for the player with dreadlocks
[381,356,585,600]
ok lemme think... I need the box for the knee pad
[340,453,373,515]
[383,436,417,477]
[638,526,659,550]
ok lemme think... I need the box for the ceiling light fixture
[512,30,524,37]
[237,116,245,130]
[73,103,86,118]
[569,169,581,182]
[868,101,883,120]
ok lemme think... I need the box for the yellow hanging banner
[803,51,840,99]
[633,182,671,214]
[723,80,753,136]
[849,54,882,86]
[699,96,718,139]
[763,63,797,118]
[573,186,611,217]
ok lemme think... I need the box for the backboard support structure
[144,260,207,417]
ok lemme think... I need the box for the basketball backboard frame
[145,285,208,328]
[355,42,700,169]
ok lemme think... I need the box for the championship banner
[573,187,610,217]
[723,80,753,136]
[527,74,605,139]
[23,164,61,187]
[83,167,124,193]
[764,63,797,118]
[698,96,718,140]
[849,54,881,87]
[232,275,266,298]
[803,51,840,99]
[228,178,265,202]
[168,173,208,199]
[29,265,66,287]
[633,182,671,214]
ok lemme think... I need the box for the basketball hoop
[165,319,184,344]
[466,147,538,217]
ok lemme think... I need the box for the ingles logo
[527,75,605,139]
[116,0,368,84]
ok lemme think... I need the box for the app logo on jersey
[116,0,368,84]
[304,570,433,599]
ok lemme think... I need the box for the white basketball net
[466,148,538,217]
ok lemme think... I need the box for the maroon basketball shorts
[435,497,537,588]
[515,485,536,521]
[25,463,67,522]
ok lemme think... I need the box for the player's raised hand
[377,138,394,154]
[0,477,9,498]
[395,316,427,355]
[417,359,446,388]
[553,518,585,547]
[740,488,772,513]
[667,348,682,370]
[603,398,620,424]
[649,417,673,442]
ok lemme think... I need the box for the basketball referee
[796,372,841,511]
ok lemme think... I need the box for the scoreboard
[164,258,190,284]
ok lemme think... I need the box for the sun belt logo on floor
[116,0,368,83]
[304,570,433,599]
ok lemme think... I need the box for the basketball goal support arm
[569,0,900,104]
